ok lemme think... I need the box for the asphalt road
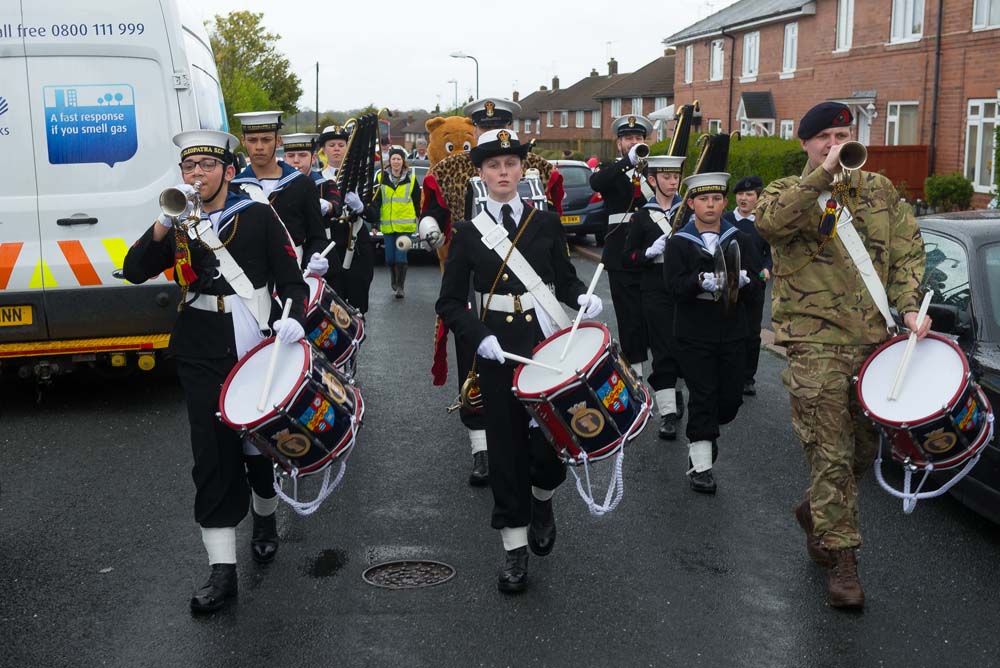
[3,254,1000,668]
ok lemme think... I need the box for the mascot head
[425,116,476,166]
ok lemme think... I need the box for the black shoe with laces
[468,451,489,486]
[497,546,529,593]
[190,564,238,614]
[658,413,678,440]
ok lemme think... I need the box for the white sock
[469,429,487,455]
[655,388,677,416]
[500,526,529,551]
[252,491,279,517]
[531,486,555,502]
[201,527,237,565]
[631,362,643,379]
[688,440,713,473]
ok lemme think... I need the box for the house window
[783,23,798,73]
[524,119,532,134]
[742,31,760,78]
[546,111,553,127]
[708,119,722,134]
[684,45,694,83]
[891,0,924,42]
[965,99,998,192]
[631,98,643,114]
[837,0,854,50]
[513,119,520,132]
[591,110,601,128]
[655,96,668,110]
[973,0,1000,29]
[780,120,794,139]
[560,111,569,128]
[575,110,584,128]
[709,40,724,81]
[886,102,919,145]
[611,98,622,116]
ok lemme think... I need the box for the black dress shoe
[689,469,717,494]
[676,389,685,420]
[497,546,529,593]
[468,451,489,487]
[743,381,757,396]
[658,413,678,441]
[190,563,237,614]
[251,510,279,564]
[528,498,556,557]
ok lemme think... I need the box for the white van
[0,0,227,382]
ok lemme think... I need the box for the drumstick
[560,262,605,361]
[258,298,293,412]
[303,240,337,278]
[887,291,933,401]
[501,351,562,373]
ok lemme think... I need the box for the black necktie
[501,204,517,237]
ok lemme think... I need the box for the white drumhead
[860,337,964,422]
[222,340,307,425]
[515,326,606,395]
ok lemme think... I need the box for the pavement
[3,254,1000,668]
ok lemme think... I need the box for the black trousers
[330,243,374,314]
[608,270,647,364]
[642,288,681,391]
[743,288,765,383]
[478,359,566,529]
[674,338,745,443]
[175,356,274,528]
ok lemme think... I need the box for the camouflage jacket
[755,165,925,345]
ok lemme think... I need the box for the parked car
[550,160,608,244]
[913,212,1000,523]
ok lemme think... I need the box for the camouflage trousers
[781,342,879,550]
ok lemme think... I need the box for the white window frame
[779,120,794,139]
[741,31,760,81]
[890,0,924,43]
[684,45,694,83]
[965,98,998,193]
[524,118,532,134]
[559,111,569,128]
[546,111,553,127]
[836,0,854,51]
[782,23,798,78]
[973,0,1000,30]
[631,97,643,114]
[655,96,668,111]
[708,119,722,134]
[575,110,584,128]
[886,101,920,145]
[591,110,601,128]
[709,40,724,81]
[611,98,622,116]
[513,119,520,132]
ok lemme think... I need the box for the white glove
[307,252,329,275]
[158,183,196,226]
[419,216,445,248]
[344,191,364,214]
[273,317,305,344]
[738,269,750,288]
[155,212,174,229]
[627,144,641,166]
[577,294,603,319]
[644,233,669,259]
[476,335,505,364]
[319,198,332,216]
[699,272,719,292]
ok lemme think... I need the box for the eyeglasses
[179,158,222,174]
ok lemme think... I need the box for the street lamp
[450,51,479,100]
[447,79,458,113]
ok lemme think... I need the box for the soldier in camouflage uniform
[755,101,929,609]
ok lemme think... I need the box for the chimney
[552,75,560,90]
[664,47,675,56]
[513,90,520,102]
[590,68,599,77]
[540,85,548,91]
[608,58,618,75]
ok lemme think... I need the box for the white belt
[186,293,234,313]
[608,212,632,225]
[696,292,715,301]
[651,255,664,264]
[476,292,536,313]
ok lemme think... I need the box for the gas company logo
[0,96,9,136]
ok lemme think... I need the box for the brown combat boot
[827,549,865,609]
[794,500,836,567]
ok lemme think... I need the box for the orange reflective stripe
[0,242,24,290]
[57,240,102,286]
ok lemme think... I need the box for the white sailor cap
[683,172,731,197]
[469,129,531,167]
[464,98,522,127]
[234,111,283,133]
[281,133,318,152]
[646,155,686,173]
[173,129,240,162]
[611,114,653,137]
[319,125,351,143]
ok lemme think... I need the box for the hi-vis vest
[379,172,417,235]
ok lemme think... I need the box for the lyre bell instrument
[159,180,203,221]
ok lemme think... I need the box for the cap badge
[485,101,495,117]
[628,116,636,127]
[497,130,511,148]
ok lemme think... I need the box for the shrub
[924,172,975,211]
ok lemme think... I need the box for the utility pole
[315,62,319,132]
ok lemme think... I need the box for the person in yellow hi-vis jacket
[369,147,421,298]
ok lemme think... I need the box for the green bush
[924,172,974,211]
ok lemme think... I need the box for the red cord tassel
[173,228,197,286]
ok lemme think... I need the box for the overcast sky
[186,0,739,112]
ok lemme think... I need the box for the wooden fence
[865,145,929,200]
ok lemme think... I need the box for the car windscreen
[983,242,1000,337]
[559,166,591,188]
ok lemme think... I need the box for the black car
[550,160,608,243]
[916,212,1000,522]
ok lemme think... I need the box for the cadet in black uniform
[589,114,652,380]
[123,130,309,613]
[664,172,758,494]
[231,111,330,275]
[622,155,686,440]
[436,129,601,593]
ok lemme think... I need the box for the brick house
[666,0,1000,203]
[530,65,625,142]
[512,86,554,139]
[594,52,676,142]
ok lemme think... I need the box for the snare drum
[513,322,652,465]
[856,332,994,469]
[301,275,366,372]
[219,338,364,476]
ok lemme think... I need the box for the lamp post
[450,51,479,99]
[447,79,458,113]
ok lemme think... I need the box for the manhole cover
[362,560,455,589]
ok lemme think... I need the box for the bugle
[159,180,202,220]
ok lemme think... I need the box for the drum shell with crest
[218,338,364,476]
[512,322,652,465]
[301,275,366,373]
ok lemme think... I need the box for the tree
[209,11,302,131]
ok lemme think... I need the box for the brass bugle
[838,141,867,171]
[159,180,202,217]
